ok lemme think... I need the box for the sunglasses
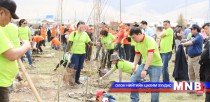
[23,22,27,24]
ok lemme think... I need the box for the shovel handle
[17,59,42,102]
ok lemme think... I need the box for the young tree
[177,13,186,27]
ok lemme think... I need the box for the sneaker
[75,81,82,84]
[30,64,36,68]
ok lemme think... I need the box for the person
[129,22,139,63]
[51,25,57,40]
[66,21,92,84]
[184,24,191,39]
[129,27,162,102]
[18,19,35,68]
[86,26,94,61]
[95,90,116,102]
[121,23,131,61]
[140,20,156,38]
[0,0,31,101]
[115,23,125,59]
[94,22,107,60]
[51,36,61,50]
[201,28,207,42]
[59,24,65,35]
[156,26,163,48]
[61,28,69,51]
[3,22,22,92]
[47,27,51,42]
[29,25,34,36]
[53,53,71,71]
[158,20,173,82]
[32,34,45,54]
[40,24,47,41]
[100,30,115,68]
[99,53,133,82]
[174,25,184,51]
[181,24,203,95]
[200,23,210,101]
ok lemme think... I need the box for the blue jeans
[130,64,162,102]
[70,54,86,81]
[21,50,33,65]
[160,52,172,82]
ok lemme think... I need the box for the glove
[99,77,103,80]
[121,44,124,48]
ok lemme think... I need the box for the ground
[10,44,205,102]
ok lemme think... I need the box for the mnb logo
[173,82,204,91]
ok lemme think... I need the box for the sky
[14,0,209,24]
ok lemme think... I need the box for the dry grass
[9,44,205,102]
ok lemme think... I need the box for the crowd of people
[1,0,210,102]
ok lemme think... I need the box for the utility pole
[120,0,122,22]
[56,0,60,23]
[209,0,210,22]
[60,0,63,24]
[94,0,102,36]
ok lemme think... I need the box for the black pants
[0,87,9,102]
[124,44,131,60]
[36,40,45,53]
[86,45,92,61]
[115,43,125,59]
[130,46,142,65]
[56,60,68,69]
[172,37,175,51]
[102,49,114,68]
[200,63,210,102]
[47,35,51,42]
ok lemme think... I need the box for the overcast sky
[15,0,209,24]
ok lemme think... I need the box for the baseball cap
[96,90,106,100]
[133,22,139,27]
[190,24,201,32]
[0,0,19,19]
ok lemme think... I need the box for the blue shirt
[142,27,155,37]
[187,33,203,56]
[184,28,191,39]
